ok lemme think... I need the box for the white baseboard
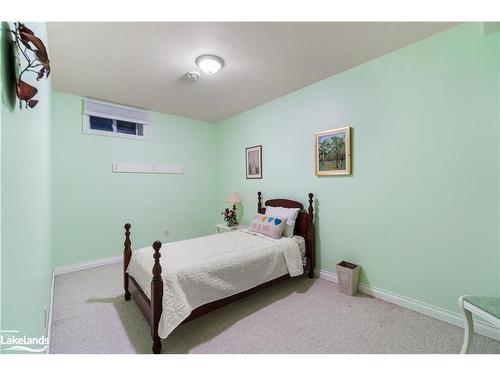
[315,269,500,342]
[46,269,55,354]
[53,255,121,276]
[316,269,338,284]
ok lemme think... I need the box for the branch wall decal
[12,22,51,109]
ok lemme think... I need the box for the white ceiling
[47,22,457,123]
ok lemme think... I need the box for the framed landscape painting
[315,126,351,176]
[246,145,262,179]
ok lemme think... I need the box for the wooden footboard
[123,224,163,354]
[150,241,163,354]
[123,223,132,301]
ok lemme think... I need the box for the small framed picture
[315,126,351,176]
[245,145,262,179]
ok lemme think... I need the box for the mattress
[127,230,304,338]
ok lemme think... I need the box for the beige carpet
[49,263,500,354]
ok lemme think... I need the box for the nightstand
[215,223,249,233]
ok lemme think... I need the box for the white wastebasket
[336,261,360,296]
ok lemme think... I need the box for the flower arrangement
[221,208,239,227]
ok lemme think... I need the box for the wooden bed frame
[123,191,315,354]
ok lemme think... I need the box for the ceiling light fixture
[196,54,225,75]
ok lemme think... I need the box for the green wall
[0,21,3,336]
[216,23,500,314]
[1,22,52,349]
[51,91,217,266]
[497,27,500,307]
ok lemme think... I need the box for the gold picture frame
[315,126,351,176]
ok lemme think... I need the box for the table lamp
[225,192,241,210]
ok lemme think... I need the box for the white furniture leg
[459,295,474,354]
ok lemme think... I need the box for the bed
[123,191,315,354]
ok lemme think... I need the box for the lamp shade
[225,192,241,204]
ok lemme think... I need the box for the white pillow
[264,206,300,237]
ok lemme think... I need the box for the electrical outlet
[164,229,170,237]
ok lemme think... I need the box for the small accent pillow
[264,206,300,237]
[248,213,287,239]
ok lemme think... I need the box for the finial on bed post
[257,191,262,214]
[124,223,132,301]
[151,240,163,354]
[308,193,314,224]
[307,193,315,279]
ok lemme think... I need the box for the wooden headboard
[257,191,315,278]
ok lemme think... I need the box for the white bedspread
[127,230,304,338]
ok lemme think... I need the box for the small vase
[226,220,238,227]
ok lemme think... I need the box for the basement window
[83,98,148,140]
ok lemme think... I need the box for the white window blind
[83,98,149,125]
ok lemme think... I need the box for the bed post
[151,240,163,354]
[307,193,315,278]
[124,223,132,301]
[257,191,263,214]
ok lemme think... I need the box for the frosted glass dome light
[196,54,225,75]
